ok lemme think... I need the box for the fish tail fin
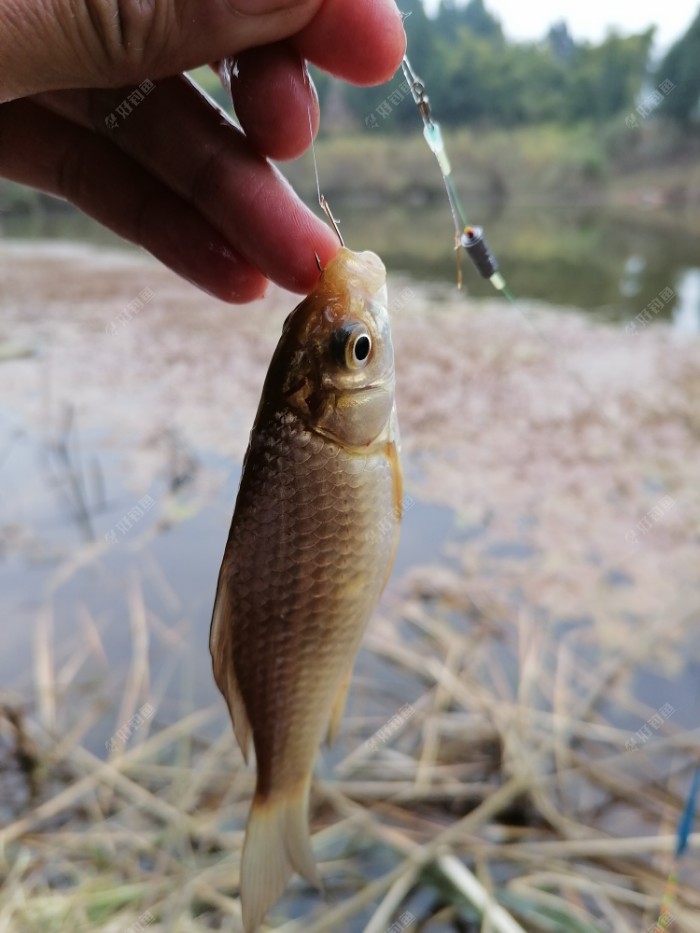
[240,780,321,932]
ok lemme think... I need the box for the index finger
[294,0,406,84]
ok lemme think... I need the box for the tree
[332,1,655,130]
[546,21,576,63]
[656,9,700,124]
[566,30,654,123]
[435,0,503,44]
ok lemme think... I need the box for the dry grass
[1,585,699,932]
[1,244,699,931]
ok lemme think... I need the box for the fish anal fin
[325,666,353,747]
[209,571,252,763]
[240,780,321,933]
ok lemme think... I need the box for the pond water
[0,417,457,753]
[3,200,700,329]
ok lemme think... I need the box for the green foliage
[656,8,700,124]
[546,21,576,63]
[566,30,654,123]
[281,123,611,210]
[434,0,503,43]
[396,26,651,127]
[337,1,654,129]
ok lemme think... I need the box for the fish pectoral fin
[378,435,403,593]
[209,571,252,763]
[241,780,321,933]
[325,666,353,747]
[387,435,403,522]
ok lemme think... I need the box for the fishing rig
[400,55,513,300]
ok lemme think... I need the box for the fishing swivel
[409,78,432,127]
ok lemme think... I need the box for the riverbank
[3,118,700,224]
[287,122,700,214]
[1,242,699,930]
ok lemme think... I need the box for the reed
[1,573,699,931]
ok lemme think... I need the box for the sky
[422,0,699,54]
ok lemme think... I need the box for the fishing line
[304,64,344,248]
[307,95,322,212]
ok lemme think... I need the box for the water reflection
[619,253,646,298]
[673,267,700,335]
[2,203,700,326]
[334,202,700,321]
[0,415,455,751]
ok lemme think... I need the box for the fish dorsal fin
[209,570,252,763]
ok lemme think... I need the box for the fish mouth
[345,375,394,393]
[319,369,395,396]
[336,250,387,300]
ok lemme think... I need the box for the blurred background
[2,2,700,931]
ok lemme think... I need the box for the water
[3,201,700,329]
[0,417,457,749]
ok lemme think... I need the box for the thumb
[0,0,323,102]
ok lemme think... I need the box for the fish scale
[231,416,394,773]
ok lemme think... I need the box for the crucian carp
[210,247,402,931]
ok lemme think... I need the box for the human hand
[0,0,405,301]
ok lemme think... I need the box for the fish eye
[353,334,371,363]
[331,324,373,369]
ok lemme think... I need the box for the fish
[209,247,402,931]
